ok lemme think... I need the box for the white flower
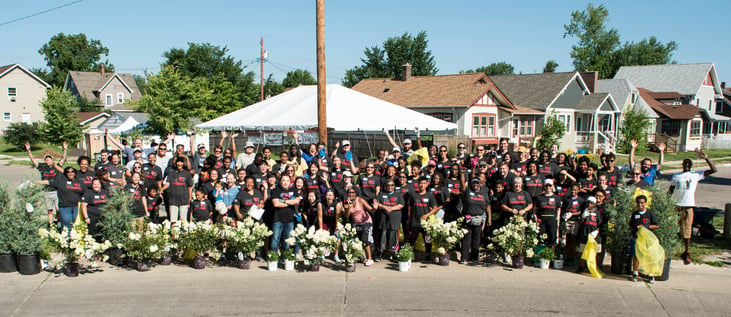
[149,245,159,253]
[128,232,140,241]
[437,247,446,254]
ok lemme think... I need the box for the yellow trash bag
[632,188,653,208]
[408,147,430,168]
[413,214,439,253]
[581,235,604,279]
[635,226,665,276]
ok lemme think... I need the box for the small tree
[543,60,559,73]
[536,114,567,151]
[99,187,135,247]
[618,108,651,154]
[40,87,83,145]
[3,122,42,150]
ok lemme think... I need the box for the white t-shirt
[670,171,704,207]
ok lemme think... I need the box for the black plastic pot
[0,253,16,273]
[16,253,41,275]
[610,251,631,275]
[655,257,672,281]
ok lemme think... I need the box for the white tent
[196,84,456,132]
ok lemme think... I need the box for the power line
[0,0,84,27]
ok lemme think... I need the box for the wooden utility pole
[260,37,265,101]
[316,0,327,145]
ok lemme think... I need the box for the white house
[0,64,51,134]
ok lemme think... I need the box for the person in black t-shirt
[26,141,67,226]
[80,178,109,238]
[461,178,491,264]
[146,186,163,224]
[534,179,562,246]
[163,157,194,226]
[372,179,405,261]
[501,177,533,222]
[408,177,440,261]
[46,167,84,233]
[190,188,212,222]
[523,161,545,201]
[626,167,651,189]
[599,153,623,188]
[270,175,301,253]
[629,195,659,282]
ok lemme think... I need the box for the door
[21,113,31,123]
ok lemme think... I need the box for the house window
[117,93,124,104]
[105,94,113,106]
[661,120,680,137]
[3,112,10,121]
[557,114,571,133]
[576,117,583,132]
[599,115,611,132]
[472,114,495,137]
[512,119,519,137]
[21,113,31,123]
[8,88,16,102]
[709,99,713,111]
[428,112,453,122]
[690,120,701,137]
[523,119,533,135]
[720,122,727,134]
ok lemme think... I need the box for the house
[637,88,708,152]
[0,64,51,134]
[596,78,659,142]
[63,67,141,110]
[490,71,621,153]
[614,63,730,138]
[351,64,517,147]
[76,112,110,156]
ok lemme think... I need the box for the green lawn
[0,139,63,157]
[672,216,731,267]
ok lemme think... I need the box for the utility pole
[316,0,327,145]
[260,37,265,101]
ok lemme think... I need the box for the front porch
[574,112,619,153]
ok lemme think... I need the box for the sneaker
[647,277,655,284]
[333,255,342,263]
[629,273,638,282]
[374,256,382,262]
[364,259,374,267]
[682,253,692,265]
[255,255,265,262]
[425,255,433,263]
[459,259,467,265]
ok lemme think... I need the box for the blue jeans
[270,221,294,251]
[58,206,78,233]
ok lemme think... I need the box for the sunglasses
[458,146,466,149]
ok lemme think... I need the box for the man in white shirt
[668,148,717,264]
[236,141,256,170]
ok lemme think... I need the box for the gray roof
[489,72,578,110]
[575,93,609,111]
[65,71,142,102]
[596,79,658,118]
[97,112,149,130]
[613,63,719,96]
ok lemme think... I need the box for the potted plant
[282,249,296,271]
[421,218,467,266]
[224,217,272,270]
[338,223,365,272]
[8,183,46,275]
[286,224,338,272]
[397,244,414,272]
[98,187,135,266]
[538,248,556,269]
[173,221,219,269]
[605,188,634,274]
[122,222,168,272]
[552,245,565,269]
[0,183,15,273]
[489,215,544,269]
[266,250,279,271]
[39,224,110,276]
[643,186,680,281]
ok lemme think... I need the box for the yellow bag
[581,235,603,279]
[635,226,665,276]
[413,215,439,253]
[632,188,653,208]
[408,147,430,168]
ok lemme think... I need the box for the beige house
[76,112,110,157]
[63,68,141,111]
[0,64,51,134]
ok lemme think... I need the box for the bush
[618,108,650,154]
[3,122,42,150]
[7,183,47,255]
[99,187,135,247]
[536,113,567,151]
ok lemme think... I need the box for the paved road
[1,257,730,316]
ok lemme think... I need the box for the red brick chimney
[401,63,412,81]
[100,64,105,76]
[580,71,597,93]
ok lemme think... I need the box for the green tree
[3,122,42,150]
[465,62,515,76]
[618,108,651,154]
[611,37,678,72]
[162,42,258,106]
[132,74,147,95]
[282,69,316,88]
[543,60,559,73]
[563,4,620,79]
[342,31,437,87]
[135,66,241,135]
[536,114,567,151]
[263,74,286,98]
[38,33,114,87]
[40,87,83,145]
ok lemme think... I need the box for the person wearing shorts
[164,157,194,226]
[25,141,67,227]
[669,150,717,265]
[343,187,375,266]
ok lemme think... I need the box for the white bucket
[539,259,550,269]
[552,259,564,269]
[399,261,410,272]
[284,260,295,271]
[267,261,278,271]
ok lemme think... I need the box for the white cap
[392,147,401,153]
[544,179,554,185]
[587,196,597,203]
[245,141,254,149]
[343,171,353,177]
[403,138,412,144]
[342,140,350,146]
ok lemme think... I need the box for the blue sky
[1,0,729,84]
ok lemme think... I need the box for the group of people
[29,131,716,277]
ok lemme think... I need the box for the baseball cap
[133,148,142,154]
[197,143,206,150]
[544,179,554,185]
[518,146,527,153]
[342,140,350,147]
[392,147,401,153]
[587,196,597,204]
[245,141,254,149]
[487,151,498,157]
[343,171,353,177]
[470,178,480,184]
[403,138,412,144]
[428,160,437,167]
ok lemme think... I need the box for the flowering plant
[123,222,173,261]
[286,224,338,265]
[337,223,364,264]
[172,221,220,256]
[223,217,272,258]
[39,224,111,266]
[421,218,467,254]
[489,215,544,257]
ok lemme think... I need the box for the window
[690,120,701,137]
[512,119,519,137]
[21,113,31,123]
[3,112,10,121]
[720,122,727,134]
[557,114,571,133]
[105,94,112,106]
[428,112,453,122]
[599,115,611,132]
[709,99,713,111]
[472,114,495,137]
[576,116,583,132]
[117,92,124,104]
[8,88,16,102]
[523,119,532,135]
[661,120,680,136]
